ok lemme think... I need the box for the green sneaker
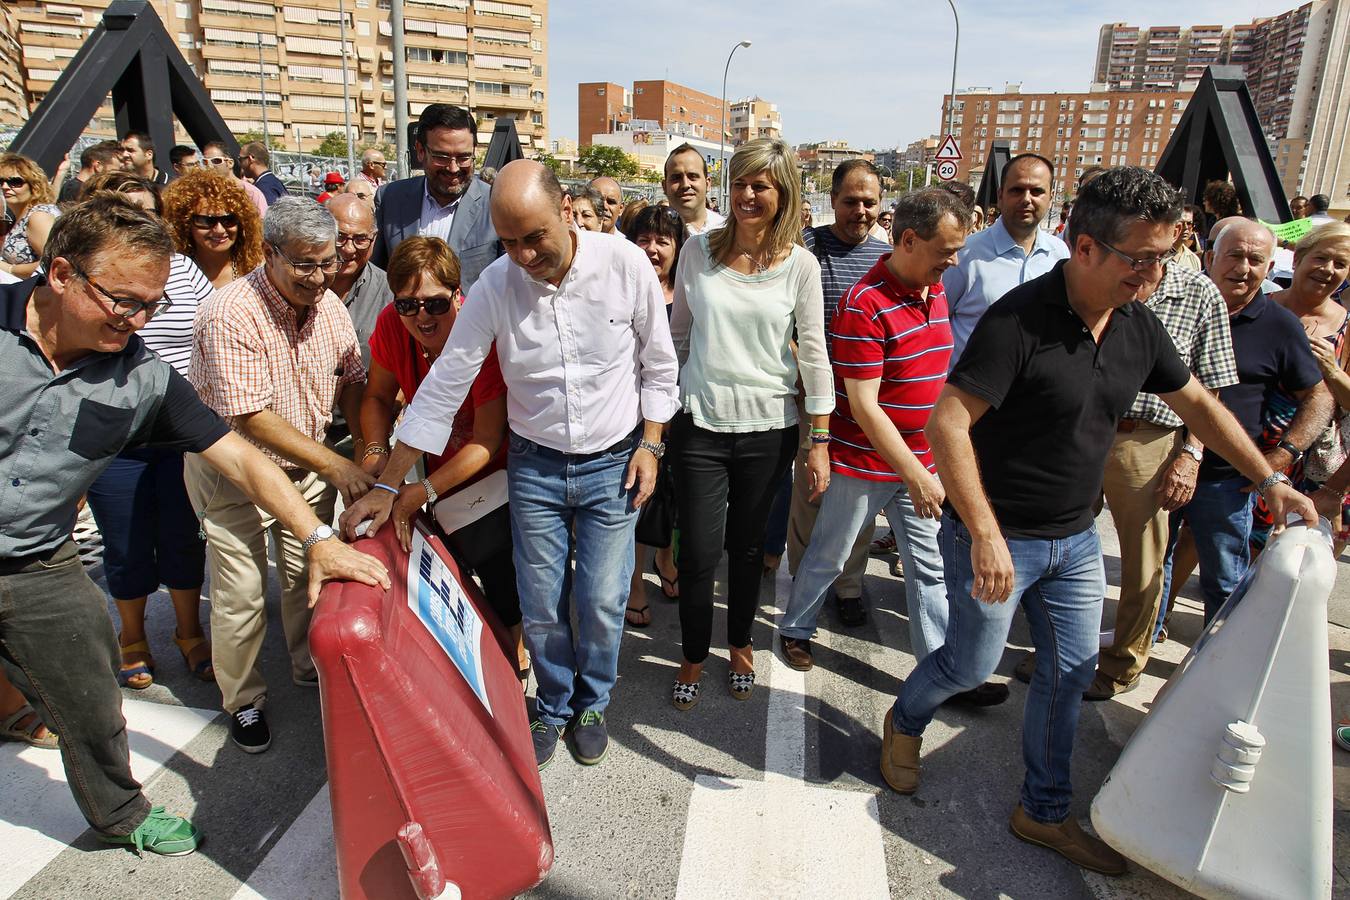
[98,806,202,857]
[1335,720,1350,753]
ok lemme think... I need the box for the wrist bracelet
[809,433,831,444]
[810,427,830,434]
[421,478,438,505]
[372,482,400,496]
[362,444,389,459]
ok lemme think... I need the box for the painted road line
[674,562,889,899]
[231,783,338,900]
[0,697,217,899]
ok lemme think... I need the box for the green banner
[1260,218,1317,243]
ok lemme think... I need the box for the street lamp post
[718,39,752,203]
[338,0,357,177]
[944,0,960,141]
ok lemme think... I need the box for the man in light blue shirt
[943,154,1068,366]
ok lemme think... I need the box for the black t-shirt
[131,368,231,453]
[1201,292,1322,481]
[949,261,1191,539]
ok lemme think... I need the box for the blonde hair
[0,152,54,205]
[1295,221,1350,263]
[707,138,803,264]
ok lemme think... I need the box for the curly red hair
[161,169,263,272]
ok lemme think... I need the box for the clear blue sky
[547,0,1290,150]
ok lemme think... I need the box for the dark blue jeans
[893,516,1104,824]
[1160,475,1255,628]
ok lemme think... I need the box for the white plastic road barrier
[1091,519,1335,899]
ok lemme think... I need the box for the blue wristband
[372,482,400,496]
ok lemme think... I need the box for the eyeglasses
[191,213,239,230]
[336,232,373,248]
[0,176,28,189]
[425,151,474,169]
[69,262,172,320]
[202,157,233,168]
[1095,238,1177,273]
[269,244,340,276]
[393,292,457,316]
[366,160,387,168]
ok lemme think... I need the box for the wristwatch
[637,438,666,460]
[301,524,337,553]
[1276,440,1304,466]
[1179,442,1203,463]
[1256,471,1292,498]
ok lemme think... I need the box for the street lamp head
[739,40,752,48]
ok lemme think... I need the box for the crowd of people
[0,100,1347,878]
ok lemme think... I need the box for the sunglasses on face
[393,293,457,316]
[192,214,239,230]
[203,157,233,167]
[1,176,28,189]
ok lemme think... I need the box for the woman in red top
[353,236,525,677]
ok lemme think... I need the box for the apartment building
[0,6,25,129]
[940,84,1194,188]
[729,96,781,144]
[9,0,549,154]
[577,81,630,147]
[578,78,732,147]
[796,140,873,186]
[1094,3,1350,199]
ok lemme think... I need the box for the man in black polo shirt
[1161,219,1327,622]
[879,168,1316,875]
[0,195,389,856]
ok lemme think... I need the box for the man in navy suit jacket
[241,142,289,205]
[371,104,501,292]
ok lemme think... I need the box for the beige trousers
[1099,422,1180,684]
[785,440,873,598]
[183,453,335,712]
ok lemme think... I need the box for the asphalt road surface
[4,508,1347,899]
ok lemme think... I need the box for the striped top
[138,254,213,377]
[802,226,891,340]
[828,254,952,482]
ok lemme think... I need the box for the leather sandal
[118,638,155,690]
[1,703,58,750]
[173,632,215,682]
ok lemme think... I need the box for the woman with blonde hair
[0,152,58,278]
[161,169,263,288]
[667,138,831,708]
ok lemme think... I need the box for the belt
[0,541,69,575]
[510,426,641,461]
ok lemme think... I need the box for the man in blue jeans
[880,168,1318,875]
[345,161,679,769]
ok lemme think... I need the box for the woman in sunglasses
[73,177,218,688]
[161,169,263,289]
[353,237,527,679]
[0,152,59,279]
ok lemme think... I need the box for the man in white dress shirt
[663,144,725,237]
[342,160,680,771]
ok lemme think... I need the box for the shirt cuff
[804,395,835,417]
[640,389,680,424]
[393,413,453,456]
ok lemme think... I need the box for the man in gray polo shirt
[0,195,388,857]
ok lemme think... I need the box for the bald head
[492,159,564,215]
[327,192,374,228]
[1206,217,1275,311]
[343,176,376,204]
[329,193,376,278]
[1208,215,1248,249]
[588,176,623,233]
[492,160,575,286]
[1213,218,1274,257]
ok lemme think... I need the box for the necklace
[738,244,771,274]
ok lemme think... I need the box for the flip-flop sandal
[1,704,59,749]
[118,638,155,690]
[651,559,679,601]
[624,604,652,628]
[173,632,215,682]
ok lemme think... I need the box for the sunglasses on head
[192,213,239,229]
[394,293,457,316]
[1,176,28,189]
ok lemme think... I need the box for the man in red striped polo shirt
[777,188,1008,707]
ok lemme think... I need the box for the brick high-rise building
[9,0,550,155]
[631,79,725,136]
[0,6,26,130]
[576,81,630,147]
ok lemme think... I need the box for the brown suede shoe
[779,636,814,671]
[1013,650,1036,684]
[880,714,921,794]
[1082,671,1140,702]
[1008,804,1127,876]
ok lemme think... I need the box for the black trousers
[672,414,797,664]
[444,502,522,628]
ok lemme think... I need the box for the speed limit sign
[936,160,959,181]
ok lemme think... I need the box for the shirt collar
[871,254,943,305]
[255,267,303,322]
[521,226,581,289]
[0,275,38,333]
[423,180,462,214]
[990,217,1056,258]
[1231,290,1269,322]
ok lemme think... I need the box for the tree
[316,131,351,159]
[235,129,284,151]
[577,144,641,180]
[535,152,564,176]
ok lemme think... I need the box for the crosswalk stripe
[230,784,337,900]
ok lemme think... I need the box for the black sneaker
[943,682,1011,707]
[230,704,271,753]
[567,710,608,765]
[531,719,563,770]
[836,595,867,627]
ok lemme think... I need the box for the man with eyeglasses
[186,197,373,755]
[371,104,500,293]
[0,194,389,856]
[201,140,268,218]
[880,167,1316,875]
[360,148,387,188]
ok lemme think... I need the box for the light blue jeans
[779,473,946,659]
[893,515,1104,824]
[507,431,639,728]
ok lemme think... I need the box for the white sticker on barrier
[408,528,493,716]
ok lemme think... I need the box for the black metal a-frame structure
[1154,65,1290,222]
[482,117,525,172]
[975,141,1011,212]
[9,0,236,177]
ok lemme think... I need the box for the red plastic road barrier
[310,516,553,900]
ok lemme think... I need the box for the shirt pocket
[68,399,136,460]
